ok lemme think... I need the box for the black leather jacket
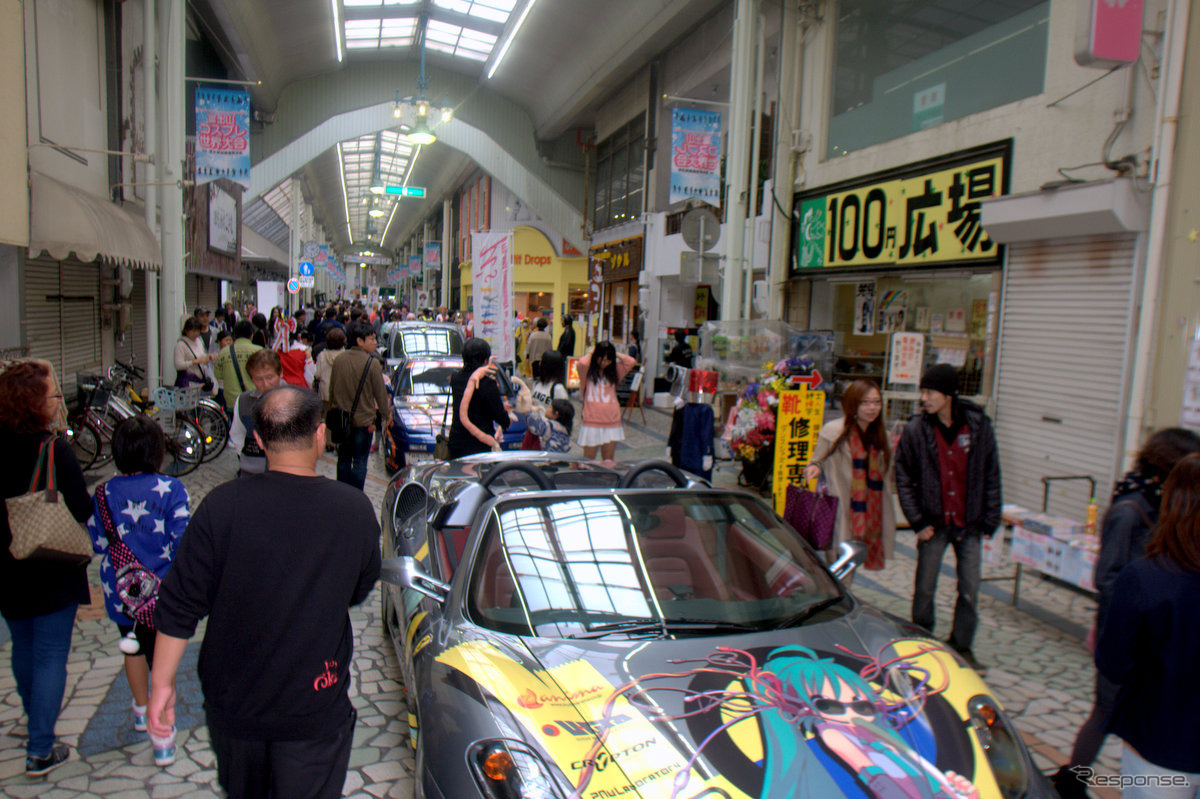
[894,398,1002,537]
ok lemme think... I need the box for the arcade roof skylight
[339,130,416,245]
[339,0,514,61]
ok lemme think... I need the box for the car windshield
[402,364,456,397]
[468,491,843,638]
[391,328,462,359]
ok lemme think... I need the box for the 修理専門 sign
[794,147,1008,271]
[773,388,825,516]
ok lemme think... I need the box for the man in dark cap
[895,364,1001,671]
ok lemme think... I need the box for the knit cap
[919,363,959,397]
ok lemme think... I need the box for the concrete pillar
[720,0,757,321]
[156,0,185,383]
[421,221,430,307]
[143,0,159,387]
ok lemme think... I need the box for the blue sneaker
[133,708,147,732]
[153,740,176,767]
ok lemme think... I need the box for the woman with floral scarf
[802,379,895,571]
[1053,426,1200,798]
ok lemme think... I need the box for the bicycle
[66,373,206,477]
[110,360,229,463]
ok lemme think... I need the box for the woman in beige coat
[802,379,896,570]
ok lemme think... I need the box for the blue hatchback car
[385,358,528,471]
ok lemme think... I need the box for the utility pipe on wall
[143,0,159,388]
[156,0,186,383]
[1122,0,1190,468]
[742,11,766,319]
[767,0,802,321]
[442,199,452,310]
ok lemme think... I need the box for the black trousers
[209,707,356,799]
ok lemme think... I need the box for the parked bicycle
[65,367,214,476]
[110,360,229,462]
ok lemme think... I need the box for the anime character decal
[436,638,996,799]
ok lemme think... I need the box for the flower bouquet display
[728,355,816,490]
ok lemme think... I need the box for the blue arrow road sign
[299,262,314,276]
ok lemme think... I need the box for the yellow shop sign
[795,154,1006,269]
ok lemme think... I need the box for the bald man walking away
[148,385,380,799]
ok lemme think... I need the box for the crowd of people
[3,306,1198,795]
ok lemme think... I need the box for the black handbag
[326,358,372,445]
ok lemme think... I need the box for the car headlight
[967,695,1028,798]
[470,740,564,799]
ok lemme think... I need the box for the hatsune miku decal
[569,641,984,799]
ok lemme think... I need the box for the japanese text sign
[795,153,1006,270]
[195,89,250,188]
[889,332,925,385]
[670,107,722,205]
[409,255,421,282]
[773,388,826,515]
[424,242,441,270]
[472,231,515,363]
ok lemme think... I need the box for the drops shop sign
[792,147,1008,272]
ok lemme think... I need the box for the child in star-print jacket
[86,416,189,763]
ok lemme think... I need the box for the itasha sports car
[378,454,1054,799]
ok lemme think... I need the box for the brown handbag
[6,439,93,563]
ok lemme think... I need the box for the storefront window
[810,270,1000,425]
[593,115,646,231]
[827,0,1048,158]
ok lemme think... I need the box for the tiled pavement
[1,401,1122,797]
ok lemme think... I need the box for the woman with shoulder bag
[802,379,895,571]
[173,317,213,389]
[87,416,189,767]
[0,361,93,777]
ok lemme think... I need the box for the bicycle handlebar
[112,359,146,379]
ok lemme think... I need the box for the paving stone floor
[1,401,1121,797]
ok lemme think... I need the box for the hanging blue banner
[195,88,251,188]
[669,107,722,205]
[423,242,441,270]
[408,255,422,282]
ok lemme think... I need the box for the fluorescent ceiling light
[368,208,386,217]
[331,0,343,61]
[487,0,537,80]
[337,142,352,244]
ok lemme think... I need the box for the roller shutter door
[993,234,1138,520]
[185,274,222,315]
[23,258,103,401]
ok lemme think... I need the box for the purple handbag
[784,479,839,551]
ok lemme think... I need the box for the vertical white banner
[471,231,515,363]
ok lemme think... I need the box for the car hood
[433,603,1027,799]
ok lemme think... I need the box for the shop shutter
[23,259,62,377]
[59,261,103,401]
[185,274,199,311]
[993,234,1138,521]
[23,259,102,400]
[198,275,220,312]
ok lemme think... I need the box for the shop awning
[28,171,161,270]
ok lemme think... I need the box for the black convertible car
[378,454,1053,799]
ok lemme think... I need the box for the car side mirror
[381,556,449,604]
[830,540,867,582]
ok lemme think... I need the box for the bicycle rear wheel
[64,419,101,471]
[159,417,205,476]
[191,400,229,462]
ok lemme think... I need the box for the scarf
[848,428,885,570]
[1111,468,1163,510]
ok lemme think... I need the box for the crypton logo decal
[570,738,658,771]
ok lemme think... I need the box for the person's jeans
[1122,745,1200,799]
[336,426,372,490]
[911,527,981,650]
[4,603,78,757]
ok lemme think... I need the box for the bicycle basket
[152,385,202,412]
[75,373,111,409]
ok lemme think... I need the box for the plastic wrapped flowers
[728,356,815,462]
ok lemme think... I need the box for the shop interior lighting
[487,0,537,80]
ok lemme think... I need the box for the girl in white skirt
[576,341,637,460]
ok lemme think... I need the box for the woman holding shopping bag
[802,379,895,569]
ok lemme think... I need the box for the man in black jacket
[148,385,381,798]
[895,364,1001,670]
